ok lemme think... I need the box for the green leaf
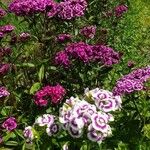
[30,82,42,95]
[5,141,18,146]
[142,124,150,139]
[3,132,16,142]
[16,63,35,68]
[38,65,44,82]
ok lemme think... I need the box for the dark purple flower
[80,25,96,39]
[0,25,15,33]
[19,32,30,42]
[9,0,57,16]
[114,5,128,17]
[57,0,87,20]
[0,64,10,76]
[55,51,71,68]
[0,8,6,19]
[2,117,17,131]
[0,86,10,98]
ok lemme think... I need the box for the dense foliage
[0,0,150,149]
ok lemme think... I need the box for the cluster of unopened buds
[59,88,122,142]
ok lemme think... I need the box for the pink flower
[2,117,17,131]
[80,26,96,39]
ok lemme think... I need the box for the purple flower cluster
[80,25,96,39]
[35,114,60,136]
[9,0,57,17]
[34,84,66,106]
[114,5,128,17]
[0,8,6,19]
[57,0,87,20]
[0,86,10,98]
[2,117,17,131]
[54,42,121,67]
[56,34,72,43]
[0,47,12,57]
[59,89,121,142]
[92,45,121,66]
[9,0,87,20]
[0,25,15,34]
[113,66,150,96]
[55,51,70,68]
[0,64,10,76]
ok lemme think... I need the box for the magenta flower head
[80,25,96,39]
[0,32,4,40]
[19,32,30,42]
[55,51,71,68]
[0,86,10,98]
[0,8,6,19]
[114,5,128,17]
[56,34,72,43]
[0,25,15,34]
[50,84,66,104]
[34,84,66,106]
[2,117,17,131]
[57,0,87,20]
[0,64,10,76]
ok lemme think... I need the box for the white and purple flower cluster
[113,66,150,96]
[23,114,60,142]
[23,126,34,142]
[59,88,122,142]
[35,114,60,136]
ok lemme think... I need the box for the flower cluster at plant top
[23,88,122,143]
[34,84,66,106]
[9,0,87,20]
[59,88,122,142]
[0,8,6,19]
[113,66,150,96]
[0,25,15,34]
[0,64,10,76]
[57,0,87,20]
[114,5,128,17]
[56,34,72,43]
[2,117,17,131]
[0,86,10,98]
[80,25,96,39]
[55,42,121,68]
